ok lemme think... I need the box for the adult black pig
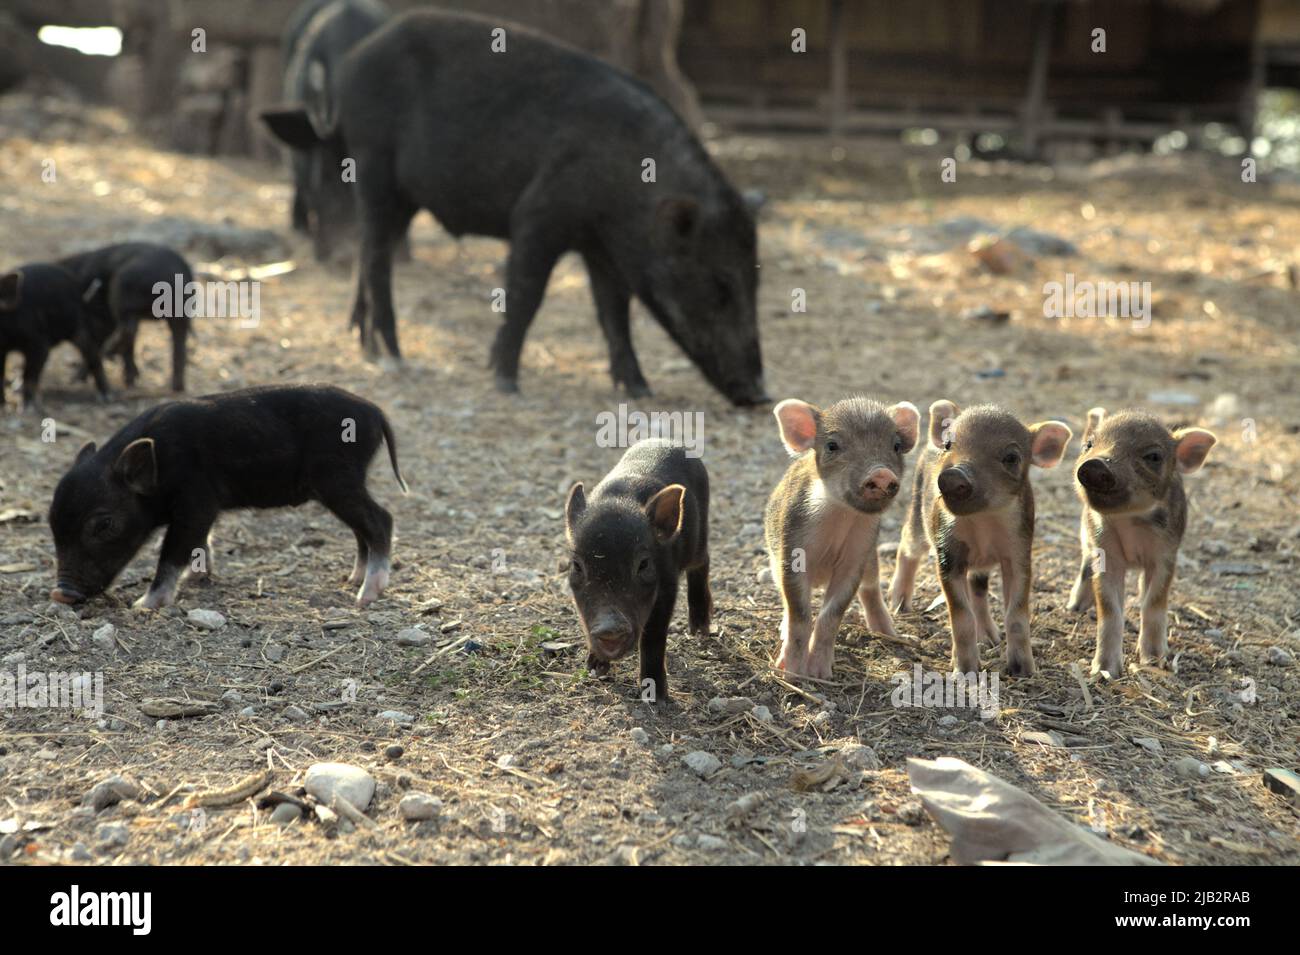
[278,0,391,258]
[260,10,768,405]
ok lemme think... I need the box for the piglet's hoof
[133,591,172,610]
[493,374,519,395]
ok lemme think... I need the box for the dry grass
[0,105,1297,865]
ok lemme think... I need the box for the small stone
[304,763,376,811]
[938,714,959,728]
[1266,646,1295,667]
[220,689,243,705]
[670,833,695,849]
[282,705,309,722]
[265,645,285,662]
[1199,539,1230,557]
[95,823,129,850]
[1173,756,1210,780]
[841,743,881,770]
[82,775,140,812]
[1262,768,1300,806]
[384,744,404,761]
[496,753,517,769]
[91,624,117,653]
[630,727,651,746]
[238,706,256,717]
[756,567,772,585]
[1133,736,1163,754]
[683,751,721,777]
[707,696,753,715]
[395,627,431,647]
[269,803,302,827]
[656,744,675,757]
[897,800,927,826]
[1210,562,1266,576]
[695,834,727,852]
[750,705,773,723]
[69,842,92,862]
[187,608,227,630]
[377,710,415,725]
[399,792,442,821]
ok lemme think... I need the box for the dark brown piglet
[764,396,920,679]
[1067,408,1216,676]
[47,384,407,609]
[890,401,1071,676]
[564,439,710,703]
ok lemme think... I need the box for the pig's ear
[1173,428,1216,474]
[1028,421,1073,469]
[653,197,700,251]
[774,399,819,455]
[1084,407,1106,441]
[888,401,921,453]
[74,441,97,464]
[259,106,324,149]
[114,438,159,496]
[0,271,21,310]
[928,400,959,451]
[646,484,685,543]
[564,482,586,543]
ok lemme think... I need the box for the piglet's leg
[1000,552,1035,677]
[347,530,369,587]
[775,559,812,676]
[939,559,979,675]
[968,572,1000,648]
[807,559,863,679]
[1091,550,1128,676]
[639,579,677,704]
[319,484,393,607]
[686,558,712,636]
[1066,511,1094,612]
[137,513,216,610]
[1138,558,1174,667]
[857,544,896,637]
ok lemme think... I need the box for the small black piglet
[48,384,407,610]
[1,263,111,409]
[564,439,711,703]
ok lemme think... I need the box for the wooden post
[1021,0,1054,157]
[828,0,846,139]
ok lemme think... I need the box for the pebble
[1266,646,1295,667]
[265,645,285,662]
[69,842,92,862]
[238,706,257,717]
[630,727,651,746]
[707,696,753,715]
[95,823,129,850]
[304,762,376,810]
[395,628,431,647]
[384,744,404,761]
[269,803,302,827]
[282,705,309,722]
[683,751,721,777]
[1210,562,1266,576]
[1173,757,1210,780]
[377,710,415,725]
[756,567,772,585]
[656,744,675,757]
[82,775,140,812]
[695,834,727,852]
[1133,736,1163,754]
[751,705,773,723]
[187,608,226,630]
[220,689,243,705]
[91,624,117,653]
[841,743,881,770]
[398,792,442,821]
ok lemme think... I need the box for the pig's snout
[1078,458,1117,493]
[50,584,86,605]
[861,467,900,504]
[587,612,634,660]
[937,467,974,505]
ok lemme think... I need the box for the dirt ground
[1,94,1298,866]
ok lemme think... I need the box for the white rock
[683,751,721,777]
[696,834,727,851]
[305,763,376,810]
[1267,646,1295,667]
[707,696,753,715]
[91,624,117,653]
[399,792,442,821]
[751,705,773,723]
[630,727,651,746]
[187,609,226,630]
[376,710,415,725]
[842,743,881,770]
[395,628,431,647]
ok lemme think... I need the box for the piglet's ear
[1173,428,1216,474]
[1029,421,1073,469]
[928,399,959,451]
[1084,407,1106,441]
[0,271,21,311]
[74,441,97,464]
[646,484,685,543]
[774,399,819,455]
[564,482,586,544]
[888,401,920,453]
[114,438,158,496]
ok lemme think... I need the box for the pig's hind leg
[317,483,393,607]
[582,252,650,397]
[137,511,217,609]
[686,558,712,635]
[489,198,567,393]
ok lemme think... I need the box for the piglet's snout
[937,467,973,504]
[1077,458,1117,492]
[860,467,900,503]
[587,611,632,657]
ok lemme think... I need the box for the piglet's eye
[893,436,903,453]
[1001,451,1020,467]
[1144,451,1163,466]
[636,557,653,576]
[825,440,840,453]
[92,517,116,537]
[1085,439,1094,451]
[943,439,952,451]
